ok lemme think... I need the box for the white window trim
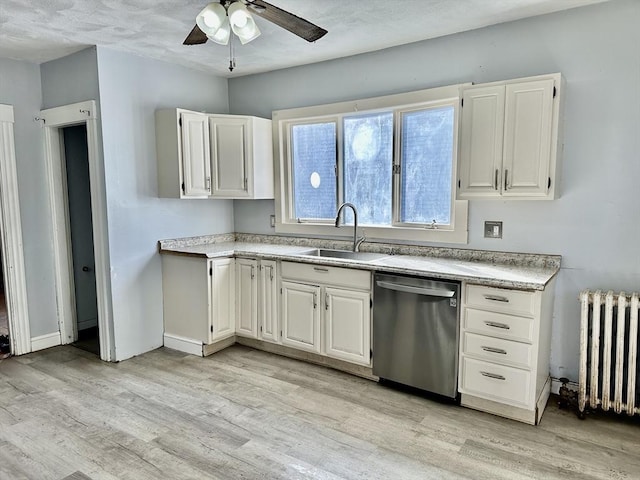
[273,84,470,245]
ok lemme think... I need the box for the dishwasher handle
[376,280,455,298]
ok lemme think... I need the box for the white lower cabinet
[236,258,258,338]
[281,281,321,353]
[161,255,235,355]
[258,260,279,342]
[280,262,371,366]
[458,282,555,424]
[236,258,280,342]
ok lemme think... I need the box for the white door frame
[0,104,31,355]
[40,100,115,362]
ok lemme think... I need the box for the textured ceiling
[0,0,608,77]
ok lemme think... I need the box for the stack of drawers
[459,283,554,424]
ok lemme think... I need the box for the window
[274,84,468,244]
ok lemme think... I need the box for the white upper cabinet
[156,108,211,199]
[457,73,563,200]
[209,115,274,199]
[156,109,274,200]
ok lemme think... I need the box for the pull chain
[228,35,236,72]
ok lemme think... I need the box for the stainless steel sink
[295,248,387,262]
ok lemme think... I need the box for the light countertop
[160,240,559,291]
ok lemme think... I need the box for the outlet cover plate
[484,221,502,239]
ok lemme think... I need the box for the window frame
[273,84,469,244]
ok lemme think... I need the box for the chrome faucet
[335,202,366,252]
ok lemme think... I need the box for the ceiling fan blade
[247,0,328,42]
[183,24,208,45]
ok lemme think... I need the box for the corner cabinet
[161,255,236,356]
[458,281,556,425]
[457,73,563,200]
[155,109,274,200]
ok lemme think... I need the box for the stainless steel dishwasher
[373,273,460,399]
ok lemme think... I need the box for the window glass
[343,113,393,225]
[291,122,336,220]
[400,106,455,224]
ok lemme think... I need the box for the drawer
[281,261,370,290]
[460,357,532,407]
[465,308,535,343]
[466,284,538,317]
[462,332,533,369]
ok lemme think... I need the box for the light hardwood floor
[1,345,639,479]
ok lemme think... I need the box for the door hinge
[181,182,185,194]
[461,98,464,107]
[370,298,373,308]
[209,267,212,276]
[280,330,283,337]
[370,348,373,359]
[178,117,182,127]
[548,177,552,189]
[553,86,557,98]
[210,325,213,333]
[280,287,282,294]
[392,164,401,174]
[458,179,461,189]
[260,326,263,332]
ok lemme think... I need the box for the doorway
[40,100,114,362]
[62,125,99,355]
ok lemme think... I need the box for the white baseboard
[551,377,578,395]
[31,332,62,352]
[163,333,203,356]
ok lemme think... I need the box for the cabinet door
[181,112,211,197]
[259,260,279,343]
[209,258,235,342]
[281,281,321,353]
[502,79,554,197]
[236,258,258,338]
[325,287,371,365]
[458,85,505,198]
[209,117,250,197]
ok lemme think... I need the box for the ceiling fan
[183,0,328,46]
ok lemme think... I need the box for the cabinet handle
[482,346,507,355]
[504,169,509,191]
[481,371,506,381]
[325,293,329,310]
[313,267,329,273]
[494,169,499,190]
[483,294,509,303]
[484,321,510,330]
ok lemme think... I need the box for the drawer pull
[313,267,329,272]
[484,321,510,330]
[483,294,509,303]
[480,371,506,381]
[482,346,507,355]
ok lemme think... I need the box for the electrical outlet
[484,221,502,239]
[270,215,276,228]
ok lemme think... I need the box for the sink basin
[295,248,387,262]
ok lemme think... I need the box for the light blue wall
[95,48,232,361]
[0,58,58,337]
[228,0,640,381]
[41,47,100,110]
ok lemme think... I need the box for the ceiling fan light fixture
[227,1,261,44]
[196,3,227,36]
[207,17,231,45]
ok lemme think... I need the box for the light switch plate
[484,221,502,239]
[270,215,276,228]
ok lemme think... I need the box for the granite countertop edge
[159,237,560,291]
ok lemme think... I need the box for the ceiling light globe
[196,2,227,35]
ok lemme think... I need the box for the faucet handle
[355,229,366,252]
